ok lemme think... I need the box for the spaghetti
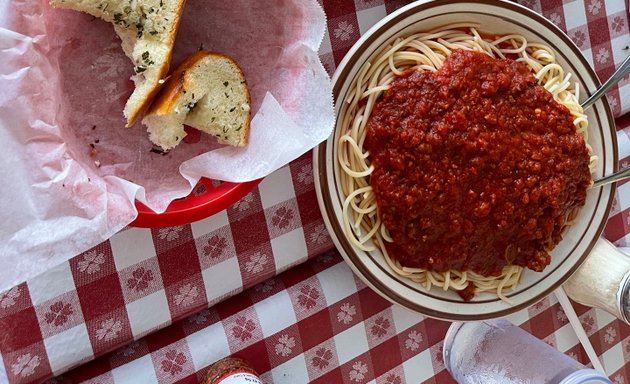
[337,24,597,302]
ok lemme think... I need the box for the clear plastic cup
[443,319,612,384]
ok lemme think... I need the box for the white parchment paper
[0,0,333,292]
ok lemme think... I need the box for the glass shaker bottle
[563,238,630,324]
[443,319,612,383]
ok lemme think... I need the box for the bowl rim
[314,0,618,320]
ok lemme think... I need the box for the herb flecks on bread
[49,0,185,127]
[143,51,251,151]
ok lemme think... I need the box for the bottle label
[216,371,263,384]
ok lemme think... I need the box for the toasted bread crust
[50,0,186,128]
[126,0,187,126]
[145,51,251,148]
[146,51,209,116]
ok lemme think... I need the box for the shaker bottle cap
[559,369,612,384]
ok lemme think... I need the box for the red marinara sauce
[365,49,591,289]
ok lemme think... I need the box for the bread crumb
[150,146,169,155]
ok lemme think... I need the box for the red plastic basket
[130,178,261,228]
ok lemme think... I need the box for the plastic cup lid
[560,369,613,384]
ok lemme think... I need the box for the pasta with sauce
[337,24,597,303]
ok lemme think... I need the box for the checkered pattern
[0,0,629,383]
[44,254,630,384]
[319,0,629,116]
[605,115,630,248]
[0,152,333,383]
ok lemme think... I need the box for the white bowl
[314,0,617,320]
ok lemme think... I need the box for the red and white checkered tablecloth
[0,0,629,383]
[39,252,630,384]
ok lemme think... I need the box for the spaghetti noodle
[337,24,597,302]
